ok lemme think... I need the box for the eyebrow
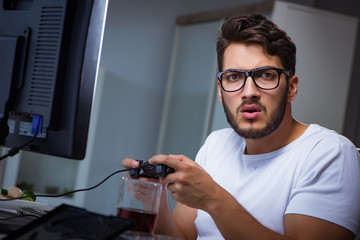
[223,66,280,72]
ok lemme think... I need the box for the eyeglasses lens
[220,69,280,91]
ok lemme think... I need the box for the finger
[149,154,184,171]
[122,158,140,169]
[168,154,182,161]
[166,182,176,192]
[166,154,190,163]
[137,177,160,183]
[167,184,180,202]
[171,191,179,202]
[169,154,195,166]
[159,173,176,185]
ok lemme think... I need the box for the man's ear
[217,81,223,104]
[287,75,298,102]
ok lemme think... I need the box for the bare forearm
[154,192,185,239]
[206,188,290,240]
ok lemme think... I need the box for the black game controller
[129,160,175,179]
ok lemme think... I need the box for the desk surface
[0,209,36,238]
[0,208,179,240]
[119,231,179,239]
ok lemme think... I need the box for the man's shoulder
[306,124,355,147]
[298,124,359,163]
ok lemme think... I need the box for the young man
[122,14,360,239]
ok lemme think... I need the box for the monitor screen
[0,0,108,159]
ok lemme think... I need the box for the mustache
[236,100,266,114]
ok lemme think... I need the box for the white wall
[91,0,275,214]
[99,0,269,161]
[82,0,359,214]
[8,0,359,215]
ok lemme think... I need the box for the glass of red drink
[117,177,162,234]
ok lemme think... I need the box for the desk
[119,231,179,240]
[0,209,36,238]
[0,208,179,239]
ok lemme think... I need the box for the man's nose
[241,76,260,99]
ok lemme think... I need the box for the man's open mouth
[240,105,262,119]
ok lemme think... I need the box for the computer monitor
[0,0,108,159]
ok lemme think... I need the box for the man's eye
[258,71,277,80]
[262,72,273,78]
[227,73,242,81]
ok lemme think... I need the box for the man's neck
[244,118,308,155]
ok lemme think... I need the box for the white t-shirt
[194,124,360,239]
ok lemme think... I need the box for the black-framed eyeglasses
[217,67,293,92]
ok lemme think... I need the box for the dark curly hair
[217,14,296,75]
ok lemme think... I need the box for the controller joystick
[129,160,175,179]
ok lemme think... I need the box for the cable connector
[31,115,43,136]
[7,146,21,157]
[0,115,43,161]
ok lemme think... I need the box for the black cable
[0,167,138,201]
[0,164,138,222]
[0,214,40,221]
[0,135,37,161]
[0,115,42,161]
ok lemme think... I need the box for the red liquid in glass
[117,207,157,233]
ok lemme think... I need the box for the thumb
[169,154,193,164]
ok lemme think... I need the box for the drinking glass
[117,177,162,234]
